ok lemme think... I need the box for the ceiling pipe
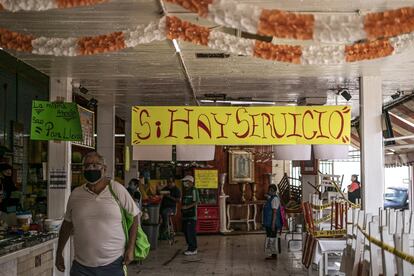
[157,0,200,106]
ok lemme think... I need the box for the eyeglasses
[83,163,104,170]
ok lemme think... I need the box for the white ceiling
[2,0,414,119]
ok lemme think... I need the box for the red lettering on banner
[212,112,231,139]
[135,109,151,142]
[270,113,287,138]
[156,121,161,138]
[329,111,344,139]
[314,110,329,139]
[166,108,194,139]
[233,108,250,139]
[261,113,275,139]
[197,114,212,138]
[287,113,302,138]
[302,110,317,140]
[249,113,260,138]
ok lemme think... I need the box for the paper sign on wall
[131,106,351,145]
[194,169,218,189]
[30,100,82,141]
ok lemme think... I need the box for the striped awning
[388,98,414,125]
[385,98,414,167]
[350,126,360,150]
[388,113,414,146]
[350,97,414,167]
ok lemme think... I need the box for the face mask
[84,170,102,184]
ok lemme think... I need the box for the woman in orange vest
[347,174,361,204]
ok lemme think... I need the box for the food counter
[0,233,58,276]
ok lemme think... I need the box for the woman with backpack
[263,184,282,260]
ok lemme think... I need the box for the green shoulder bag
[109,183,150,261]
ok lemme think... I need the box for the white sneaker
[184,250,197,256]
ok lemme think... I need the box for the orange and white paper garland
[1,16,413,65]
[166,0,414,44]
[0,0,108,12]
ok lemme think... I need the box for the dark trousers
[265,227,277,238]
[70,256,124,276]
[160,207,175,233]
[182,219,197,251]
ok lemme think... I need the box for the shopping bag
[109,183,150,261]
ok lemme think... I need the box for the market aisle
[128,234,309,276]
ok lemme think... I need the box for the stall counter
[0,237,58,276]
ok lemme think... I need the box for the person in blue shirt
[263,184,281,260]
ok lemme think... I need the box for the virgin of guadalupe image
[236,155,250,178]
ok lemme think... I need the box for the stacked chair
[303,196,350,275]
[277,173,303,249]
[341,207,414,276]
[302,174,359,275]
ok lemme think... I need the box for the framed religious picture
[300,152,318,175]
[229,150,254,184]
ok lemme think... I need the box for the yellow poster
[131,106,351,145]
[194,169,218,189]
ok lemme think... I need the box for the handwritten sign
[194,169,218,189]
[131,106,351,145]
[30,100,82,141]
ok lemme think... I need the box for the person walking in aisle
[55,151,140,276]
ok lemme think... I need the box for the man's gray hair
[82,151,106,165]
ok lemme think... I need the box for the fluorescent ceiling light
[200,99,295,105]
[94,134,125,137]
[200,99,275,105]
[172,39,181,53]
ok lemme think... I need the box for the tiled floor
[128,234,313,276]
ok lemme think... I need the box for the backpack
[279,205,288,231]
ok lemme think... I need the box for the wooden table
[226,201,266,231]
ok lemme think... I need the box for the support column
[48,77,72,276]
[360,76,385,214]
[411,166,414,211]
[97,102,115,178]
[124,117,139,185]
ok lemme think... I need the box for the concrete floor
[128,234,313,276]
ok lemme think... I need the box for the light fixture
[172,39,181,53]
[79,85,88,94]
[391,90,403,100]
[338,88,352,101]
[200,99,275,105]
[87,98,98,108]
[94,134,125,137]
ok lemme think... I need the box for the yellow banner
[194,169,218,189]
[131,106,351,145]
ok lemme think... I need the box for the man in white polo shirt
[55,151,140,276]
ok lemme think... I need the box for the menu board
[72,105,95,148]
[194,169,218,189]
[30,101,82,141]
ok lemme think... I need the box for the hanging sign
[131,106,351,145]
[30,100,83,141]
[72,105,95,148]
[194,169,218,189]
